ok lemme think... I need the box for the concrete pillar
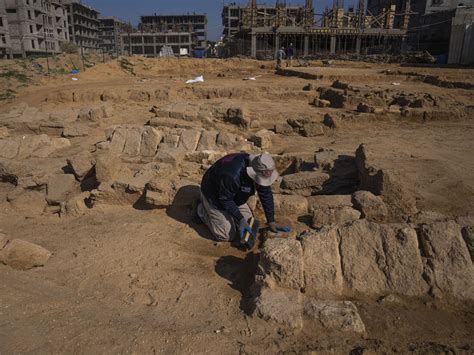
[356,36,361,54]
[251,33,257,58]
[330,35,336,54]
[304,35,309,56]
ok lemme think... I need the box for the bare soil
[0,56,473,353]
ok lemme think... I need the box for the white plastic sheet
[186,75,204,84]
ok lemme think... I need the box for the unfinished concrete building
[0,1,13,58]
[222,0,410,58]
[368,0,474,60]
[4,0,69,57]
[99,17,130,56]
[448,6,474,64]
[121,31,193,57]
[139,14,208,49]
[60,0,100,53]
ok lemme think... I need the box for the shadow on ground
[215,253,259,315]
[165,185,214,240]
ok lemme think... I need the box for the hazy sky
[85,0,337,40]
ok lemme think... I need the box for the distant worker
[286,43,294,67]
[276,47,286,69]
[197,153,290,244]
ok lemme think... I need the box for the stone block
[255,287,303,329]
[259,237,304,290]
[352,190,388,222]
[311,206,361,228]
[122,126,142,156]
[300,227,343,297]
[67,152,95,181]
[0,139,20,159]
[179,129,202,152]
[274,194,309,215]
[140,126,162,157]
[250,129,273,149]
[281,171,329,196]
[196,130,218,151]
[46,174,78,205]
[417,221,474,300]
[307,195,353,210]
[95,153,122,183]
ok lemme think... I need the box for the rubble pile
[295,79,470,123]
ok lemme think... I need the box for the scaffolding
[223,0,412,58]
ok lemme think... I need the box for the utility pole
[42,15,50,75]
[80,41,86,71]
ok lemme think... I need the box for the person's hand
[268,222,291,233]
[238,218,252,240]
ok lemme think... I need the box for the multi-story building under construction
[222,0,411,58]
[139,14,208,49]
[4,0,69,58]
[99,16,130,56]
[60,0,100,53]
[0,1,12,58]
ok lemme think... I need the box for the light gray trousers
[198,192,253,242]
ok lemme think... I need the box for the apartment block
[0,1,12,58]
[60,0,100,53]
[99,16,130,56]
[121,32,192,57]
[4,0,69,57]
[139,14,207,48]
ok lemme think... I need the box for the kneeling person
[198,153,289,243]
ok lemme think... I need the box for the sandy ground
[0,56,473,353]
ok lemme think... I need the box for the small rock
[357,103,375,113]
[226,107,250,129]
[313,98,331,108]
[0,127,10,138]
[61,192,90,217]
[323,113,337,129]
[304,299,366,334]
[301,123,324,137]
[378,294,404,305]
[0,239,51,270]
[250,119,261,129]
[0,233,9,249]
[314,148,339,171]
[250,129,273,150]
[274,123,294,135]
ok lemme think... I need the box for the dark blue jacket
[201,153,275,223]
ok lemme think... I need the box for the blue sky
[85,0,337,40]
